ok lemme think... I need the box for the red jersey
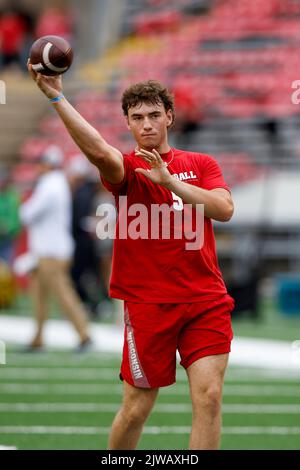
[101,148,230,303]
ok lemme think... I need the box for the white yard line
[0,316,123,352]
[1,366,300,381]
[0,403,300,413]
[223,385,300,396]
[0,367,134,380]
[2,371,300,382]
[1,315,300,371]
[0,383,123,394]
[226,368,300,379]
[0,426,300,435]
[1,383,300,396]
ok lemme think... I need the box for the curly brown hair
[121,80,175,125]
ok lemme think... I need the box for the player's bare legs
[29,268,49,347]
[186,353,229,450]
[108,381,159,450]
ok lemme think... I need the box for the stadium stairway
[0,72,48,170]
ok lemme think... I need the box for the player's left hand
[135,148,173,187]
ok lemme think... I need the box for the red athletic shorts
[120,294,234,389]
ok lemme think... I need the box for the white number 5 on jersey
[171,191,184,211]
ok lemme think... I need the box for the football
[29,35,73,76]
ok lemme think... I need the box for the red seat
[20,138,53,161]
[12,163,40,186]
[134,10,182,35]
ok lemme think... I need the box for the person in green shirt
[0,169,21,265]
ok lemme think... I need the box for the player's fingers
[35,73,47,91]
[35,72,42,83]
[140,149,164,166]
[138,148,157,159]
[135,151,153,163]
[135,168,152,177]
[27,61,38,80]
[135,150,150,157]
[152,149,163,162]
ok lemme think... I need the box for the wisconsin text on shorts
[127,330,143,380]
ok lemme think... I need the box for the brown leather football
[29,35,73,76]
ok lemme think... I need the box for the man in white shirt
[19,146,91,351]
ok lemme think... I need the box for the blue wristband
[50,93,64,103]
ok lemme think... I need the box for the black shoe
[75,337,93,353]
[22,344,45,353]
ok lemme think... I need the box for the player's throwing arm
[27,36,124,185]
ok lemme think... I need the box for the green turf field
[0,350,300,450]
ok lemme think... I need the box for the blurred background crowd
[1,0,300,326]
